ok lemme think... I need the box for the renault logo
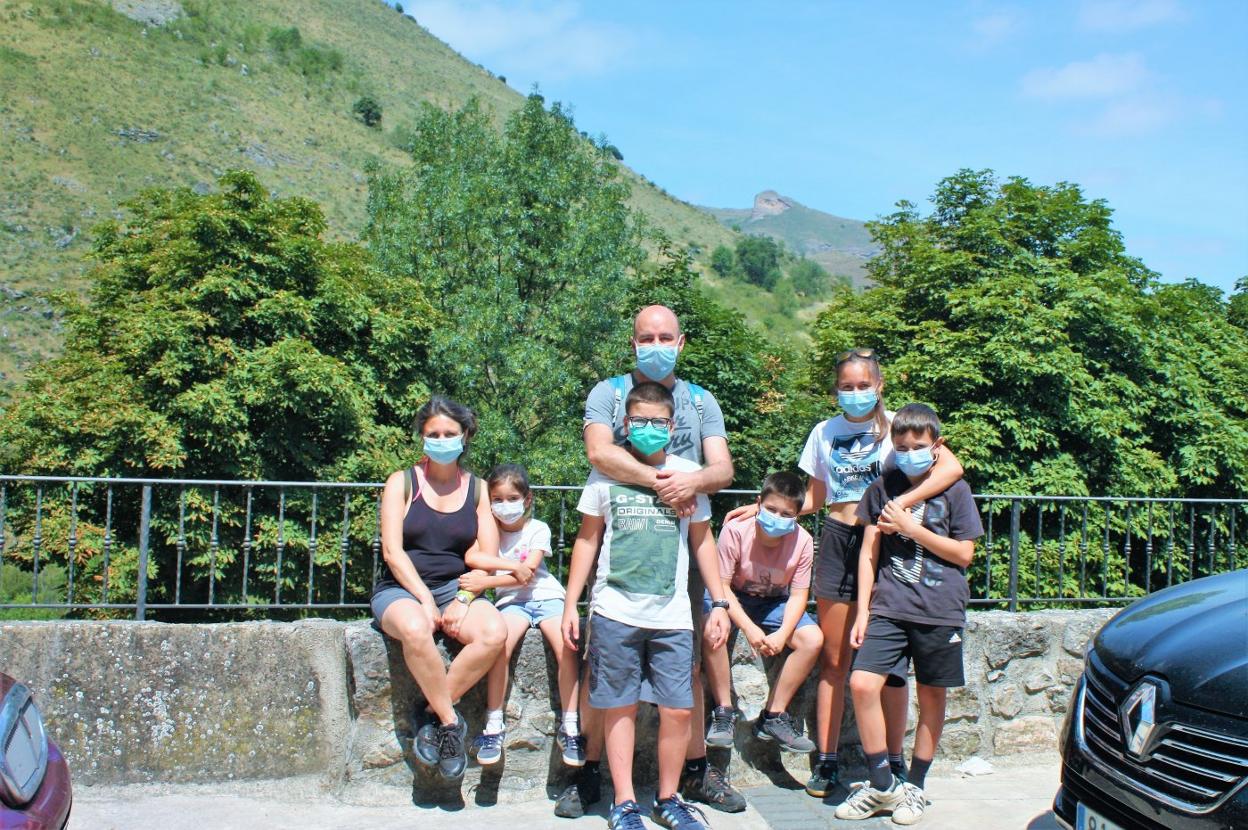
[1120,680,1158,757]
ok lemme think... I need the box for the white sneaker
[834,777,904,820]
[891,782,927,825]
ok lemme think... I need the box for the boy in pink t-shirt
[702,472,824,754]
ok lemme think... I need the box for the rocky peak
[750,190,793,221]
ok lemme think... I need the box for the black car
[1054,568,1248,830]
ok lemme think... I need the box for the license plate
[1076,803,1127,830]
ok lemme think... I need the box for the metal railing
[0,475,1243,619]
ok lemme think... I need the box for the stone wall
[0,609,1115,802]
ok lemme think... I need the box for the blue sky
[407,0,1247,293]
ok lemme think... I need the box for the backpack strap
[403,465,419,505]
[686,381,706,425]
[609,375,628,425]
[611,374,707,427]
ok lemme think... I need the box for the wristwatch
[710,599,730,611]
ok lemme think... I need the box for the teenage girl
[459,464,584,768]
[727,349,964,796]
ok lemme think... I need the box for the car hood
[1094,569,1248,719]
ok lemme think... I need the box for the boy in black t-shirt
[834,404,984,825]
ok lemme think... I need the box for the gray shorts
[370,579,463,625]
[587,614,694,709]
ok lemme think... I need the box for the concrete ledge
[0,609,1116,801]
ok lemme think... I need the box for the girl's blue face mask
[895,446,935,476]
[756,506,797,537]
[423,434,464,464]
[838,388,878,418]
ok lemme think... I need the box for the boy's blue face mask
[838,389,878,418]
[895,446,935,476]
[635,344,679,381]
[756,506,797,538]
[423,435,464,465]
[627,424,671,456]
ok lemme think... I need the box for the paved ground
[69,756,1063,829]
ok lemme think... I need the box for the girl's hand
[511,562,534,584]
[441,599,468,640]
[562,610,581,653]
[849,613,869,649]
[458,570,490,594]
[880,500,919,537]
[745,623,767,655]
[704,608,730,651]
[761,631,786,657]
[724,503,760,524]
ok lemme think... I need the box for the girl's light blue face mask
[756,506,797,537]
[423,434,464,465]
[895,446,935,476]
[838,389,878,418]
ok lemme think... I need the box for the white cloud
[408,1,635,81]
[1078,0,1185,32]
[1021,53,1149,99]
[1079,97,1173,137]
[971,11,1022,44]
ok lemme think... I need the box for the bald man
[554,304,745,818]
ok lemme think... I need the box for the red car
[0,674,71,830]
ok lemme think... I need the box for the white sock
[485,708,505,735]
[562,711,579,735]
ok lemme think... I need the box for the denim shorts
[702,590,817,633]
[499,597,566,627]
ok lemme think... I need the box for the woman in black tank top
[370,397,516,780]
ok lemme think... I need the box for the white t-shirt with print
[493,519,566,606]
[798,412,897,505]
[576,454,712,630]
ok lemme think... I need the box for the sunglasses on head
[836,348,878,363]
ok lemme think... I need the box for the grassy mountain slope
[0,0,735,390]
[705,192,877,287]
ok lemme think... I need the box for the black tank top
[374,468,479,592]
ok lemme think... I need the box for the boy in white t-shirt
[561,381,731,830]
[459,464,582,768]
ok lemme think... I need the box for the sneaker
[607,799,647,830]
[890,782,926,825]
[652,794,711,829]
[436,714,468,779]
[681,762,746,813]
[553,763,602,818]
[754,712,816,754]
[805,759,839,798]
[557,728,586,767]
[414,720,439,767]
[475,730,504,765]
[833,778,904,820]
[705,705,737,748]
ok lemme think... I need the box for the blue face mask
[756,506,797,538]
[423,435,464,465]
[627,424,671,456]
[895,447,935,476]
[635,344,679,381]
[838,389,878,418]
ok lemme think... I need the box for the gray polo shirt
[583,374,727,464]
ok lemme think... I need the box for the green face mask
[627,424,671,455]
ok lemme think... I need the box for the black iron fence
[0,475,1243,620]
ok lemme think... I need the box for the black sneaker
[754,712,816,753]
[705,705,736,748]
[414,710,439,768]
[607,799,647,830]
[554,763,602,818]
[805,759,839,798]
[436,714,467,779]
[652,793,711,829]
[681,762,746,813]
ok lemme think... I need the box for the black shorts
[813,518,864,602]
[853,615,965,688]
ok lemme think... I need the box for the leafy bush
[0,563,68,620]
[267,25,302,54]
[734,235,782,289]
[292,44,343,77]
[352,95,382,128]
[709,244,735,277]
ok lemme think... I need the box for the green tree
[365,95,644,483]
[1230,277,1248,331]
[789,257,834,297]
[734,235,782,289]
[809,169,1248,498]
[709,244,735,278]
[352,95,383,128]
[0,171,433,481]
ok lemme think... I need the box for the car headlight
[0,682,49,808]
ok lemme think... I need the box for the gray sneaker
[705,705,737,748]
[754,712,816,753]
